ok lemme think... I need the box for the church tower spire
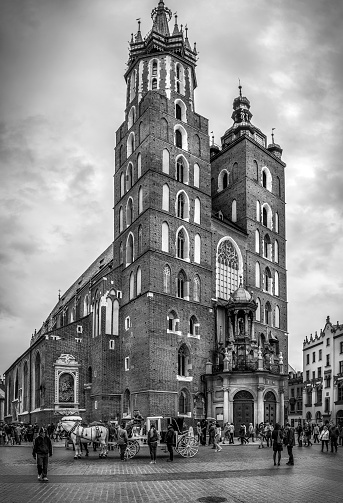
[113,1,212,419]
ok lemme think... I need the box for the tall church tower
[113,1,213,420]
[205,85,288,430]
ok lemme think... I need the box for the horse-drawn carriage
[61,414,199,460]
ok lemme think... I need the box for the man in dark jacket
[284,422,295,465]
[32,427,52,481]
[166,424,175,462]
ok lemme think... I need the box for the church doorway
[264,391,276,425]
[233,390,254,433]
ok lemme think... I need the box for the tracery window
[216,239,240,299]
[177,157,184,182]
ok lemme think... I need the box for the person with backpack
[271,423,283,466]
[147,422,158,464]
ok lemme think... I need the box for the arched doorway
[233,390,254,433]
[336,410,343,427]
[264,391,276,425]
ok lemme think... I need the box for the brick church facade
[4,1,288,431]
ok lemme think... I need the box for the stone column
[257,385,265,425]
[207,388,213,418]
[223,377,230,424]
[279,386,285,425]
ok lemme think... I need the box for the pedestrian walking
[117,423,128,461]
[208,422,216,448]
[264,423,272,447]
[222,422,230,444]
[228,423,235,444]
[239,424,248,444]
[166,424,175,462]
[32,427,52,481]
[284,422,295,466]
[319,425,329,452]
[248,423,255,442]
[329,424,339,453]
[271,423,283,466]
[147,422,158,464]
[313,424,320,443]
[258,423,265,449]
[296,423,303,446]
[196,422,201,443]
[201,420,207,446]
[304,422,312,446]
[339,424,343,446]
[214,423,222,452]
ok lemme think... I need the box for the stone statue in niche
[238,318,244,335]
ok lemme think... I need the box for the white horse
[61,416,109,459]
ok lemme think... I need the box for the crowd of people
[194,418,342,466]
[0,421,64,445]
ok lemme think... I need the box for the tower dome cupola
[221,84,267,149]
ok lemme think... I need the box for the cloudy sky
[1,0,342,375]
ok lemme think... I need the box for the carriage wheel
[176,435,199,458]
[124,439,139,459]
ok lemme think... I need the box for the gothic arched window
[126,198,133,227]
[193,275,200,302]
[162,184,169,211]
[178,346,190,377]
[136,266,142,296]
[119,206,123,233]
[138,186,143,214]
[177,270,186,298]
[175,129,182,148]
[194,197,201,224]
[264,301,272,325]
[194,163,200,188]
[126,233,134,266]
[163,265,171,294]
[162,222,169,252]
[264,234,272,259]
[177,193,185,219]
[162,149,170,174]
[216,239,241,299]
[177,157,184,182]
[194,234,201,263]
[138,225,143,255]
[129,271,134,300]
[35,353,41,409]
[264,267,272,293]
[177,229,185,259]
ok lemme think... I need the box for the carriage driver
[32,427,53,482]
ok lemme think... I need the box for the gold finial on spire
[271,128,275,144]
[136,18,141,32]
[238,78,242,98]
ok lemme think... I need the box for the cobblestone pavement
[0,441,342,503]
